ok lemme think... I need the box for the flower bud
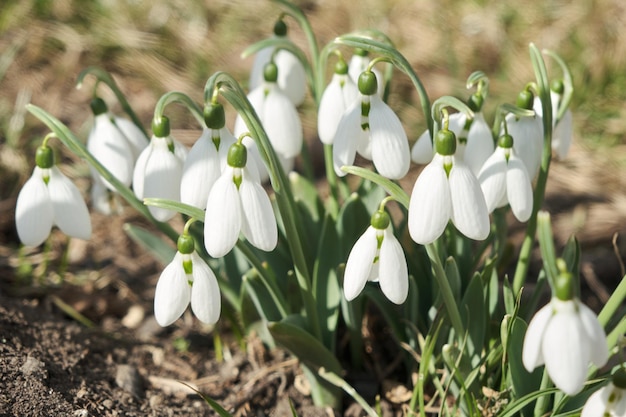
[516,90,534,110]
[35,145,54,169]
[370,210,390,230]
[435,128,457,156]
[550,79,565,95]
[498,133,514,149]
[334,59,348,75]
[273,19,287,36]
[263,62,278,83]
[90,97,108,116]
[177,233,195,255]
[152,116,170,138]
[227,142,247,168]
[467,92,484,112]
[204,102,226,130]
[357,71,378,96]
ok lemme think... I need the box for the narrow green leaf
[503,276,515,316]
[177,381,234,417]
[445,256,462,304]
[460,273,486,367]
[339,166,410,209]
[143,198,204,220]
[499,387,560,417]
[123,223,175,265]
[506,317,542,410]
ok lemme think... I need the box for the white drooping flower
[15,145,91,247]
[235,62,303,182]
[248,20,306,106]
[180,128,234,209]
[408,128,490,245]
[133,117,187,222]
[348,49,384,97]
[522,296,609,396]
[154,234,221,327]
[87,98,148,191]
[533,93,573,160]
[343,208,409,304]
[503,112,543,179]
[477,134,533,222]
[411,112,494,176]
[317,60,359,145]
[204,142,278,258]
[333,70,410,180]
[581,372,626,417]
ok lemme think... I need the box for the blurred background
[0,0,625,293]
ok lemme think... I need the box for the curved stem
[204,72,321,339]
[26,104,178,242]
[154,91,205,128]
[76,66,149,139]
[512,43,554,296]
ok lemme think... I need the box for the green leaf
[143,198,204,220]
[290,171,324,249]
[505,317,542,410]
[460,273,486,367]
[177,381,234,417]
[339,166,410,209]
[242,270,284,323]
[337,193,371,257]
[503,276,516,316]
[123,223,175,265]
[445,256,462,304]
[499,387,560,417]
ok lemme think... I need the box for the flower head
[154,233,221,326]
[204,141,278,258]
[16,143,91,247]
[533,92,573,160]
[522,296,608,395]
[581,370,626,417]
[348,49,384,97]
[478,133,533,222]
[133,116,187,222]
[408,128,489,244]
[318,58,359,145]
[344,206,409,304]
[333,70,409,180]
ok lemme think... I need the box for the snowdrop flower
[180,103,235,209]
[87,98,148,191]
[348,48,384,97]
[248,19,307,106]
[533,83,573,160]
[344,202,408,304]
[317,57,359,145]
[15,141,91,247]
[581,370,626,417]
[503,90,543,179]
[478,132,533,222]
[204,140,278,258]
[411,111,494,176]
[154,228,221,326]
[408,126,490,245]
[522,268,608,396]
[235,61,303,182]
[333,69,410,180]
[133,116,187,222]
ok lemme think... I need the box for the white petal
[332,100,363,177]
[542,299,590,396]
[142,137,183,222]
[553,109,572,160]
[581,385,612,417]
[48,166,92,240]
[87,114,134,190]
[577,301,609,367]
[90,176,113,215]
[216,128,237,171]
[262,85,303,158]
[318,74,358,144]
[343,227,378,301]
[506,153,533,222]
[408,155,452,245]
[449,161,490,241]
[239,173,278,252]
[369,96,410,180]
[204,168,242,257]
[378,227,409,304]
[113,117,148,161]
[411,129,434,164]
[275,48,307,106]
[190,252,221,324]
[464,113,495,176]
[132,142,152,199]
[506,114,543,179]
[154,252,191,326]
[348,55,384,97]
[180,129,221,209]
[172,137,188,161]
[478,148,507,214]
[15,167,53,246]
[248,45,275,90]
[522,302,552,371]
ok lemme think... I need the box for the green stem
[205,72,321,339]
[26,104,178,243]
[323,144,339,213]
[512,43,554,296]
[533,370,552,417]
[154,91,205,128]
[76,66,149,138]
[425,243,465,338]
[598,274,626,328]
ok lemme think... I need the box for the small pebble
[73,410,88,417]
[115,364,143,398]
[20,356,47,379]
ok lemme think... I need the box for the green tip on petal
[516,90,534,110]
[273,19,287,36]
[334,59,348,75]
[227,142,247,168]
[152,116,170,138]
[358,71,378,96]
[35,145,54,169]
[177,234,195,254]
[370,210,390,230]
[550,79,565,95]
[435,129,457,156]
[467,92,484,112]
[263,62,278,83]
[90,97,108,116]
[613,368,626,389]
[498,133,514,149]
[204,102,226,129]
